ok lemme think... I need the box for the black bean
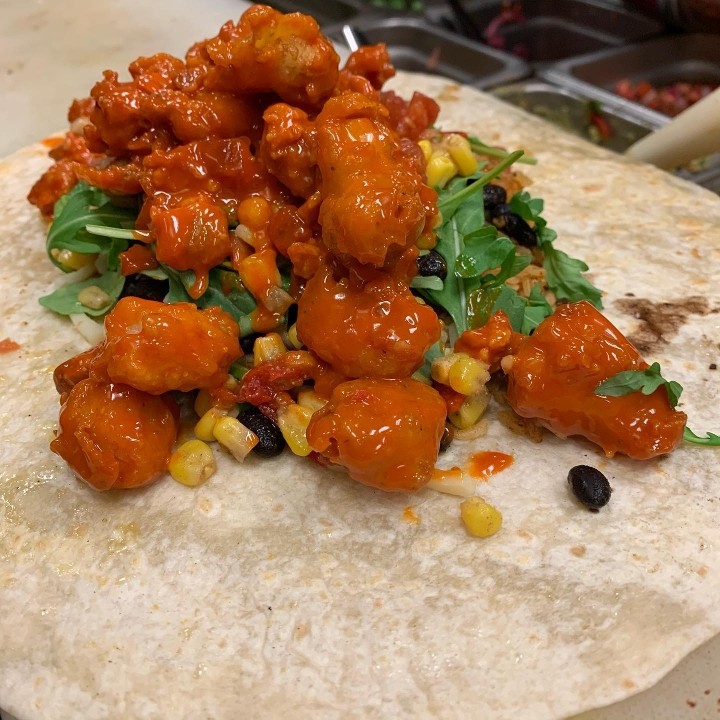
[238,406,286,458]
[567,465,612,512]
[439,424,454,453]
[240,333,260,354]
[120,273,169,303]
[417,250,448,280]
[486,201,512,221]
[490,210,538,247]
[482,183,507,211]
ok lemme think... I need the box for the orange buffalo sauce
[506,301,687,459]
[297,262,440,379]
[51,379,179,491]
[307,378,447,492]
[469,451,514,480]
[0,338,21,353]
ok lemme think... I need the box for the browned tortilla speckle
[614,296,712,353]
[437,82,460,104]
[570,545,587,558]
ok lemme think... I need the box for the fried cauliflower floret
[92,297,241,394]
[51,379,179,490]
[201,5,340,108]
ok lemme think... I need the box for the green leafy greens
[39,182,142,316]
[160,265,257,337]
[509,191,603,309]
[47,182,138,272]
[595,363,719,447]
[595,362,683,407]
[418,146,601,336]
[39,270,125,317]
[682,428,720,446]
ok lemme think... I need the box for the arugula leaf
[509,191,545,220]
[410,275,444,291]
[479,284,526,331]
[595,362,683,407]
[84,225,137,240]
[422,215,477,333]
[39,270,125,317]
[421,149,534,333]
[509,190,603,308]
[438,149,525,218]
[542,245,603,308]
[162,265,257,337]
[456,229,510,278]
[47,182,138,272]
[468,137,537,165]
[683,428,720,446]
[522,284,554,334]
[467,282,552,334]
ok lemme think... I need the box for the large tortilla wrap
[1,72,719,720]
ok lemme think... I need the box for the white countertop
[1,1,718,718]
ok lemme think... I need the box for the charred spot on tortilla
[614,296,710,353]
[568,465,612,512]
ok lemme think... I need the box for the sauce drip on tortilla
[469,451,514,480]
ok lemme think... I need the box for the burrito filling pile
[27,5,714,506]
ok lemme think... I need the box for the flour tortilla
[1,72,719,720]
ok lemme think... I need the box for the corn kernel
[194,407,229,442]
[169,439,217,487]
[213,416,258,462]
[460,496,503,538]
[449,392,489,429]
[416,233,436,250]
[418,139,433,162]
[277,403,314,456]
[253,333,287,366]
[194,389,214,418]
[297,388,326,412]
[51,248,97,270]
[431,352,464,385]
[238,196,272,230]
[77,285,111,310]
[287,323,303,349]
[445,133,478,176]
[447,355,490,396]
[426,152,458,188]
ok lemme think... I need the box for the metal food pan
[427,0,664,65]
[327,17,530,88]
[542,34,720,95]
[494,80,720,192]
[492,80,655,153]
[263,0,366,25]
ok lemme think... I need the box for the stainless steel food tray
[264,0,367,25]
[327,17,530,88]
[492,80,655,152]
[541,33,720,109]
[494,79,720,192]
[426,0,664,66]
